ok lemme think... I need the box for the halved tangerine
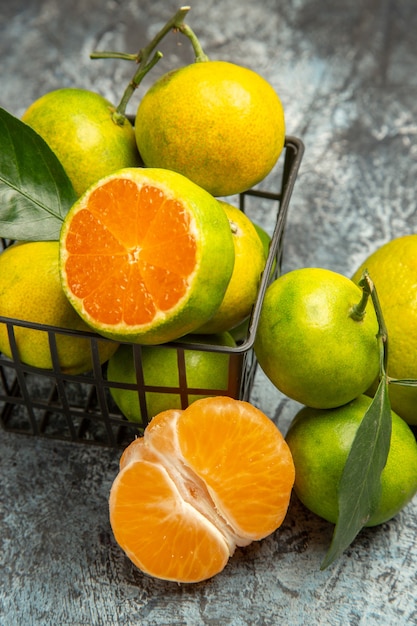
[109,396,295,583]
[59,168,235,344]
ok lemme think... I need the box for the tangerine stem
[388,377,417,386]
[359,273,417,389]
[136,6,191,64]
[90,51,138,61]
[349,276,371,322]
[357,270,388,379]
[90,6,192,122]
[178,23,210,62]
[91,6,191,64]
[357,273,417,388]
[112,51,163,125]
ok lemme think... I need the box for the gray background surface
[1,0,417,624]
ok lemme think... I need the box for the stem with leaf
[321,270,391,569]
[357,271,389,377]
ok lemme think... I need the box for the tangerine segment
[177,397,295,540]
[109,397,294,583]
[127,410,243,553]
[119,410,182,469]
[109,459,230,583]
[60,168,235,345]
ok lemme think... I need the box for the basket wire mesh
[0,136,304,447]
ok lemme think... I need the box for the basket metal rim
[0,135,304,355]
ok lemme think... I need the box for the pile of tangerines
[1,6,417,583]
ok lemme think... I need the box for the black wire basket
[0,136,304,448]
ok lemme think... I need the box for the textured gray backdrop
[1,1,417,624]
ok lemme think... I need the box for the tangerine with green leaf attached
[59,167,235,345]
[352,234,417,424]
[285,395,417,526]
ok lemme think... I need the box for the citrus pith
[135,61,285,196]
[22,88,142,196]
[352,235,417,424]
[59,167,235,345]
[285,395,417,526]
[0,241,118,373]
[109,396,295,583]
[254,268,380,408]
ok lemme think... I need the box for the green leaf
[0,107,77,241]
[321,377,392,569]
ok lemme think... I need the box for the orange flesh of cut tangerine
[177,397,295,541]
[110,455,231,583]
[109,397,295,583]
[60,168,235,345]
[63,178,198,326]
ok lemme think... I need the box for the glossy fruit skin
[253,222,277,278]
[107,332,236,425]
[254,268,380,408]
[197,202,266,334]
[135,61,285,197]
[352,235,417,425]
[0,242,118,373]
[229,222,275,344]
[285,395,417,526]
[22,88,142,196]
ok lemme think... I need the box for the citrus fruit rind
[59,167,235,345]
[107,332,237,425]
[254,268,380,408]
[0,241,118,373]
[352,234,417,424]
[109,396,295,583]
[22,88,142,197]
[285,395,417,526]
[196,202,267,334]
[135,61,286,197]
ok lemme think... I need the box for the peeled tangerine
[109,396,295,583]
